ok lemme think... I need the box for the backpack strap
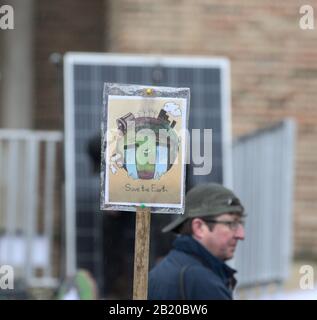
[179,265,189,300]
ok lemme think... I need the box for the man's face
[193,213,245,261]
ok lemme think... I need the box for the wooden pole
[133,206,151,300]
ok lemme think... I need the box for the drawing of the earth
[111,109,180,180]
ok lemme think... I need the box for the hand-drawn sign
[100,83,190,214]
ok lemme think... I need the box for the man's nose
[235,223,245,240]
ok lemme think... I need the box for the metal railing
[0,129,63,288]
[233,119,296,297]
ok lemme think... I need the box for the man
[148,183,245,300]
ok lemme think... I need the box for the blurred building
[0,0,317,296]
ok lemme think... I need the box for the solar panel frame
[63,53,232,290]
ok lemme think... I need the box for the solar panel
[64,53,232,297]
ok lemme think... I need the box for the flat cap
[162,183,244,233]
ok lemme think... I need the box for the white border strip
[220,60,233,188]
[0,129,62,141]
[63,54,77,277]
[64,52,229,69]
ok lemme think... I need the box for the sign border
[100,83,190,214]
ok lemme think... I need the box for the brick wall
[31,0,317,259]
[105,0,317,258]
[34,0,105,130]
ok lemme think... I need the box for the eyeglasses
[203,219,245,231]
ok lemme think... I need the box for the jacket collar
[173,235,237,289]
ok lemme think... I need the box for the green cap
[162,183,245,233]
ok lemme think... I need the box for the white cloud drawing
[163,102,181,117]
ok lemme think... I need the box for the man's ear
[191,218,206,240]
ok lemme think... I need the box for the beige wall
[105,0,317,257]
[5,0,315,258]
[34,0,105,129]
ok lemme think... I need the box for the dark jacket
[148,235,237,300]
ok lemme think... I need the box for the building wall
[30,0,317,258]
[0,0,34,129]
[34,0,105,130]
[105,0,317,258]
[32,0,106,279]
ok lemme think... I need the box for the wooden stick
[133,206,151,300]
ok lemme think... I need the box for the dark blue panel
[71,60,225,298]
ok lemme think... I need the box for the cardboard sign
[101,83,190,214]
